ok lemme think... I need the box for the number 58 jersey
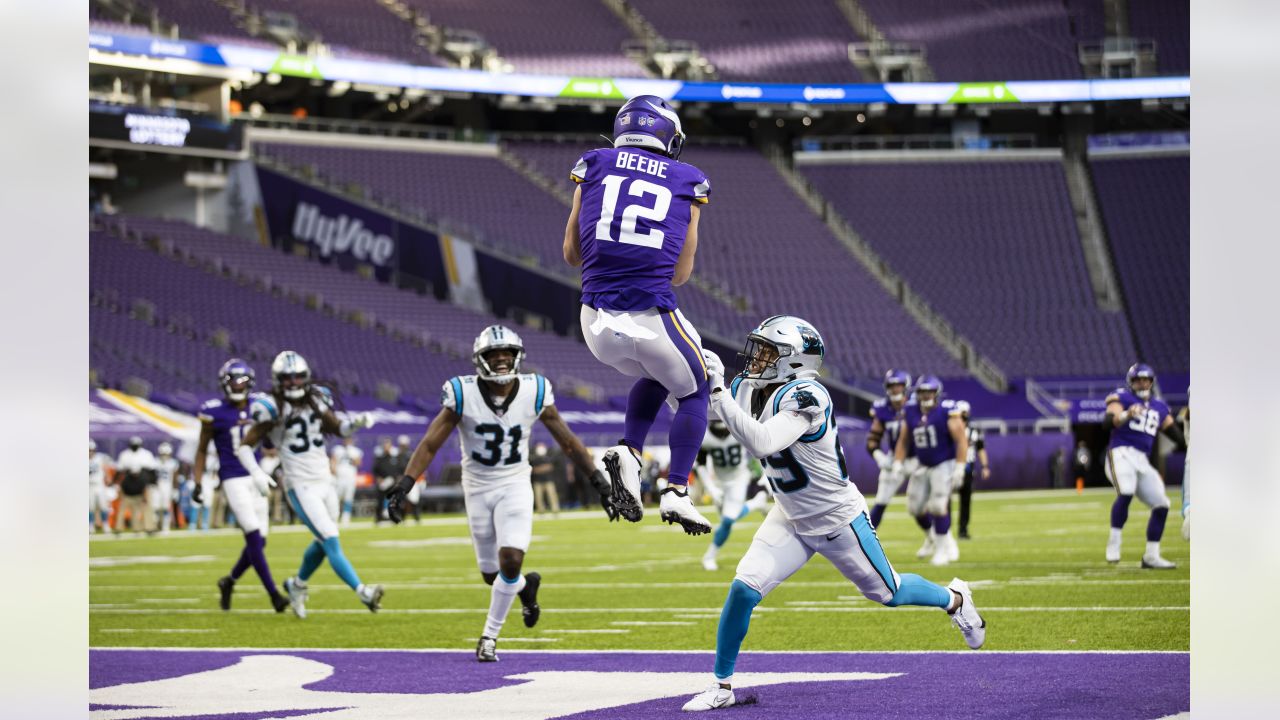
[443,374,553,493]
[727,377,866,536]
[571,146,710,312]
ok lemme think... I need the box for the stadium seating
[1127,0,1189,74]
[624,0,867,82]
[402,0,645,76]
[856,0,1095,80]
[1089,154,1189,374]
[245,0,442,64]
[799,158,1137,376]
[90,218,634,401]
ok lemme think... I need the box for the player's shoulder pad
[311,386,334,408]
[1105,387,1129,404]
[872,397,888,410]
[526,373,552,414]
[570,150,596,183]
[774,379,831,417]
[943,398,966,417]
[250,395,278,422]
[441,376,467,416]
[197,397,220,421]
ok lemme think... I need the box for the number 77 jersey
[443,373,553,493]
[571,146,710,312]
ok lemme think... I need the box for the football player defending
[1103,364,1187,568]
[865,369,929,541]
[386,326,612,662]
[563,94,713,535]
[896,376,967,567]
[697,419,770,571]
[236,351,383,617]
[683,317,985,711]
[193,359,289,612]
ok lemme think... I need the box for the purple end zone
[90,649,1188,719]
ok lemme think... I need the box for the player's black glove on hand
[192,482,203,506]
[385,475,415,524]
[589,469,620,522]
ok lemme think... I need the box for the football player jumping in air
[684,317,985,712]
[897,376,968,567]
[865,369,928,542]
[193,359,289,613]
[1103,364,1187,568]
[235,351,383,617]
[562,94,714,535]
[696,419,770,571]
[386,326,611,662]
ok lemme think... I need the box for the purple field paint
[90,649,1187,719]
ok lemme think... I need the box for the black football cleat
[476,636,499,662]
[519,572,541,628]
[217,576,235,611]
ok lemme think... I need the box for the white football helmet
[472,325,524,384]
[271,350,312,401]
[157,442,173,456]
[737,315,825,388]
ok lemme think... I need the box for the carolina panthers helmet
[612,95,686,160]
[271,350,312,401]
[738,315,825,387]
[218,358,256,403]
[157,442,173,456]
[1126,363,1156,400]
[883,369,912,403]
[709,418,731,439]
[89,439,97,453]
[473,325,524,384]
[915,375,943,412]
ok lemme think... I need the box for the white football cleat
[1181,510,1190,541]
[701,546,719,571]
[946,532,960,562]
[659,486,712,535]
[682,684,736,712]
[916,528,936,559]
[1105,535,1121,564]
[358,583,384,613]
[283,577,308,619]
[603,445,644,522]
[476,636,498,663]
[1141,553,1176,569]
[947,578,986,650]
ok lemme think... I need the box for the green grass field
[89,488,1188,652]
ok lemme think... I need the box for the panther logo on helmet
[738,316,825,388]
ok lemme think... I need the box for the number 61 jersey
[443,374,553,493]
[728,377,866,536]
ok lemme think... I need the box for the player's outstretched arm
[866,417,889,467]
[672,204,700,286]
[950,415,969,466]
[710,386,811,458]
[191,420,214,504]
[235,420,279,494]
[387,408,459,523]
[563,186,583,267]
[539,405,610,497]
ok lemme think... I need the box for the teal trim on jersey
[772,379,830,442]
[253,397,279,421]
[449,377,464,416]
[535,375,546,414]
[499,571,521,584]
[800,405,832,443]
[730,375,744,399]
[851,513,898,596]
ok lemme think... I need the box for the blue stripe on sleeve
[535,375,546,414]
[449,377,463,416]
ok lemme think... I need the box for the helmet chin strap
[484,372,517,384]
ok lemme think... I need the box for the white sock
[1145,541,1161,557]
[1109,528,1123,544]
[704,544,719,558]
[483,574,526,638]
[715,674,733,688]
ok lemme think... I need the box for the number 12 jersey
[442,374,554,493]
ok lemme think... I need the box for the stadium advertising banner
[90,31,1191,106]
[255,166,446,290]
[90,101,244,153]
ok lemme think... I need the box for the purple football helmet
[915,375,943,411]
[883,369,912,403]
[612,95,686,160]
[1126,363,1156,399]
[219,358,255,403]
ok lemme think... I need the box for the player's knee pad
[926,495,949,516]
[725,578,763,611]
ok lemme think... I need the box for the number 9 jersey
[571,146,710,312]
[251,390,334,487]
[443,373,554,493]
[727,376,865,536]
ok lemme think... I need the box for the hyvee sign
[291,201,395,266]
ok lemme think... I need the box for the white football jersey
[252,390,335,487]
[727,376,865,535]
[331,444,363,481]
[156,457,180,489]
[701,430,751,487]
[90,452,110,486]
[442,373,553,493]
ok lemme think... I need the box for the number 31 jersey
[251,390,334,487]
[442,373,553,493]
[571,146,710,312]
[728,377,866,535]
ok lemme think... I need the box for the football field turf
[90,488,1188,652]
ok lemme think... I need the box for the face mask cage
[276,371,310,399]
[738,334,791,383]
[475,346,524,383]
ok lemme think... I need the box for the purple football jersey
[570,146,710,311]
[197,394,262,480]
[1105,387,1171,454]
[904,398,963,467]
[870,397,915,458]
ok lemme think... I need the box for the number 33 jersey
[442,374,553,493]
[251,390,334,486]
[728,377,866,535]
[571,146,710,312]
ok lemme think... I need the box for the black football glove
[589,469,620,522]
[385,476,415,524]
[192,482,204,506]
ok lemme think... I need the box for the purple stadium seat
[1127,0,1189,74]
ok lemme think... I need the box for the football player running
[865,369,929,540]
[235,351,383,617]
[386,326,612,662]
[896,376,967,567]
[697,420,770,571]
[1103,364,1187,568]
[684,317,985,712]
[563,95,714,535]
[193,359,289,612]
[152,442,180,534]
[89,439,113,533]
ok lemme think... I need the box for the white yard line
[90,646,1190,655]
[92,605,1189,615]
[100,628,218,634]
